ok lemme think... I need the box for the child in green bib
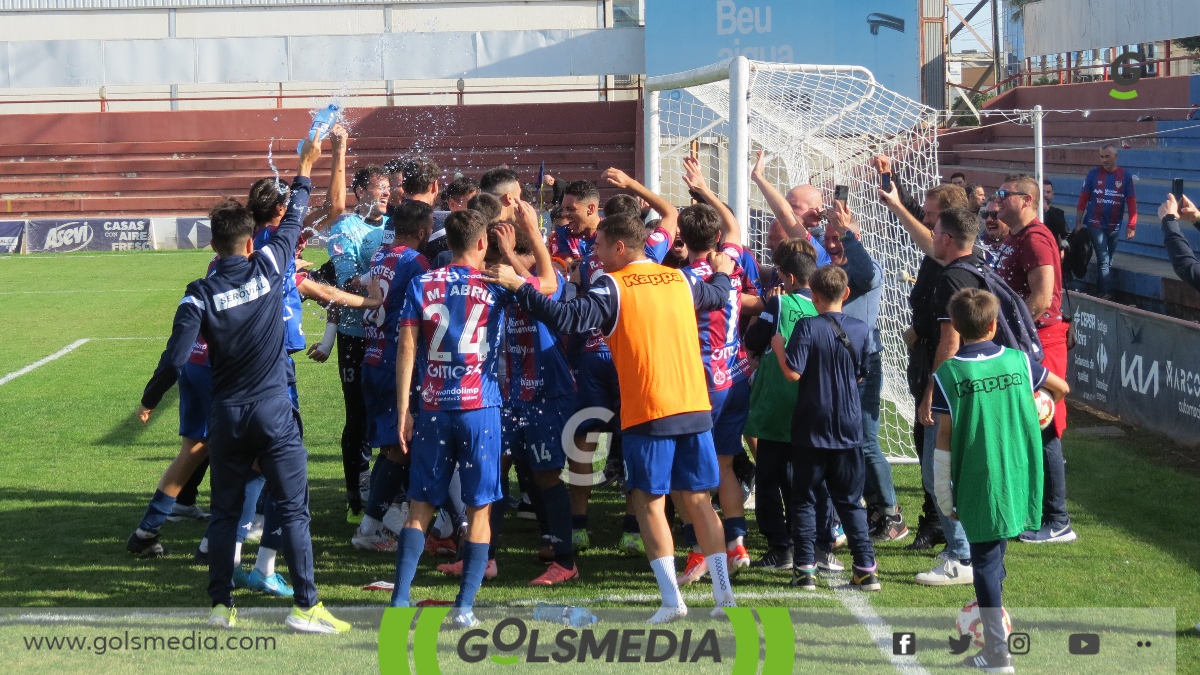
[931,288,1069,673]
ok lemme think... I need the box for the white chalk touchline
[0,289,175,295]
[830,571,932,675]
[0,339,90,387]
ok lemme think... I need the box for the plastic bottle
[297,104,340,155]
[532,602,598,628]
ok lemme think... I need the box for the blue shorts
[410,408,504,508]
[502,395,575,472]
[709,377,751,456]
[361,363,399,448]
[575,351,620,433]
[622,431,720,495]
[178,361,212,440]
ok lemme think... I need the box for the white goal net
[646,58,940,462]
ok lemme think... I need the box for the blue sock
[724,516,748,543]
[622,514,640,534]
[238,475,266,543]
[682,523,698,548]
[366,456,405,521]
[542,482,574,568]
[137,489,177,535]
[571,514,589,530]
[259,497,281,551]
[455,542,490,609]
[487,500,506,560]
[390,528,425,607]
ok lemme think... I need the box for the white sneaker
[743,487,756,511]
[167,503,210,522]
[450,609,480,628]
[351,528,398,553]
[914,551,974,586]
[382,502,409,535]
[816,549,845,572]
[244,514,264,545]
[648,604,688,624]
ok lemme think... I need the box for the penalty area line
[0,339,90,387]
[831,571,932,675]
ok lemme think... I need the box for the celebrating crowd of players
[123,124,1073,670]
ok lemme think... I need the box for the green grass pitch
[0,248,1196,673]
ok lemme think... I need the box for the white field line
[1,251,207,260]
[0,339,89,386]
[0,289,174,295]
[830,571,932,675]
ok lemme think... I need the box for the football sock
[254,547,277,577]
[390,528,425,607]
[359,515,382,535]
[682,523,699,551]
[197,537,209,554]
[233,542,242,566]
[649,556,684,609]
[542,482,575,568]
[138,489,177,536]
[487,499,507,560]
[705,553,736,606]
[724,517,747,548]
[527,481,550,537]
[622,514,640,534]
[455,542,490,609]
[571,514,589,531]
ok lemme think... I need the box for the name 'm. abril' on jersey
[400,265,529,410]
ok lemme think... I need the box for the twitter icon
[949,634,972,654]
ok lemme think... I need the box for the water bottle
[532,602,598,628]
[297,104,339,155]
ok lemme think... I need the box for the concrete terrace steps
[0,101,641,218]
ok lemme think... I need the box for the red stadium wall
[0,101,638,217]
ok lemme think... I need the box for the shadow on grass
[93,388,177,447]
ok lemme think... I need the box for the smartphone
[834,184,850,202]
[881,173,892,192]
[1173,178,1185,202]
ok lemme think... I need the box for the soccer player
[931,287,1068,672]
[141,138,348,632]
[743,247,818,570]
[487,213,738,624]
[328,164,391,522]
[673,157,754,583]
[446,176,479,211]
[352,201,435,552]
[772,266,880,592]
[554,180,602,268]
[389,206,556,625]
[480,167,523,221]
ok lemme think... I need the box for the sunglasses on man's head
[995,189,1029,200]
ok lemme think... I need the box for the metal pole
[728,56,751,246]
[1034,104,1045,223]
[991,0,1002,86]
[169,8,178,110]
[644,89,661,195]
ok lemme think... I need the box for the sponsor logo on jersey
[212,275,272,311]
[955,372,1025,397]
[621,271,684,287]
[42,222,94,252]
[426,363,485,379]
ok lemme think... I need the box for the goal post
[645,56,941,463]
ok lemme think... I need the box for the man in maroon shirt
[994,173,1077,544]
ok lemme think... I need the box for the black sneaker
[789,566,817,590]
[867,509,885,536]
[126,532,167,558]
[751,545,793,570]
[961,649,1015,673]
[871,510,910,543]
[515,501,538,521]
[904,514,944,550]
[192,546,209,564]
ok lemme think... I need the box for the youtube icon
[1068,633,1100,655]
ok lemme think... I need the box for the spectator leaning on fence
[1159,193,1200,293]
[1076,145,1137,299]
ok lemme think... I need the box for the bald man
[751,152,832,267]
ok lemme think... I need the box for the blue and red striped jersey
[681,242,750,391]
[399,265,523,411]
[552,225,587,260]
[505,271,576,402]
[363,244,430,368]
[1077,166,1138,231]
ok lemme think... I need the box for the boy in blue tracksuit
[141,139,348,633]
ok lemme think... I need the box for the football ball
[956,601,1013,649]
[1034,390,1055,430]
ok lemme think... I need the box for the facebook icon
[893,632,917,655]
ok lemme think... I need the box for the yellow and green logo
[378,607,795,674]
[1109,51,1143,101]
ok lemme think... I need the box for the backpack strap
[820,313,854,351]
